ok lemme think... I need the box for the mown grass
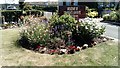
[0,28,118,66]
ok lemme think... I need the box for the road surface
[84,18,120,40]
[97,22,120,40]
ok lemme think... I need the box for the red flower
[37,45,40,48]
[51,50,55,53]
[36,45,44,49]
[68,45,76,49]
[75,47,80,51]
[48,50,56,54]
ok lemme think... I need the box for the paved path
[98,22,119,39]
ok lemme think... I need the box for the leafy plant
[19,2,32,10]
[19,23,50,49]
[18,13,106,54]
[110,11,119,21]
[86,7,98,18]
[49,13,76,42]
[87,11,98,18]
[103,11,120,21]
[72,21,105,46]
[103,14,110,21]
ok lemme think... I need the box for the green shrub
[103,11,120,21]
[19,23,50,49]
[87,11,98,18]
[103,14,110,21]
[49,13,76,41]
[72,21,105,46]
[86,7,98,18]
[111,14,119,21]
[49,13,105,46]
[18,13,106,54]
[110,11,120,21]
[2,10,22,22]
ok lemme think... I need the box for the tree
[19,2,24,10]
[19,2,32,10]
[23,3,32,10]
[115,1,120,11]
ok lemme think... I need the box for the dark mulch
[22,36,113,55]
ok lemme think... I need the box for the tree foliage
[19,2,32,10]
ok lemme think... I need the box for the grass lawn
[0,28,118,66]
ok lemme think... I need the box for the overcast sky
[0,0,19,4]
[0,0,58,4]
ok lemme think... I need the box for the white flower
[60,49,67,53]
[91,28,93,31]
[85,26,88,29]
[34,28,36,30]
[39,29,41,31]
[25,30,27,33]
[44,34,46,36]
[32,31,34,34]
[83,44,88,47]
[27,32,30,35]
[103,38,107,42]
[43,48,47,51]
[45,29,48,32]
[40,36,42,38]
[104,14,110,16]
[95,26,98,29]
[37,36,39,38]
[87,22,90,24]
[28,38,31,40]
[77,46,81,50]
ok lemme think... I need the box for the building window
[59,2,63,6]
[66,2,71,6]
[63,2,66,6]
[74,2,78,6]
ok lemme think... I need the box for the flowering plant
[87,11,98,18]
[18,13,106,55]
[49,13,76,44]
[72,21,105,46]
[19,23,50,49]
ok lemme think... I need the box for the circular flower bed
[18,13,111,55]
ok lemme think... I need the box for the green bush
[49,13,105,46]
[111,14,119,21]
[18,13,106,54]
[103,14,110,21]
[2,10,22,22]
[19,12,106,49]
[87,11,98,18]
[86,7,98,18]
[19,23,50,49]
[110,11,120,21]
[49,13,76,41]
[103,11,120,21]
[72,21,105,46]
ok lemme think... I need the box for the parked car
[7,5,17,10]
